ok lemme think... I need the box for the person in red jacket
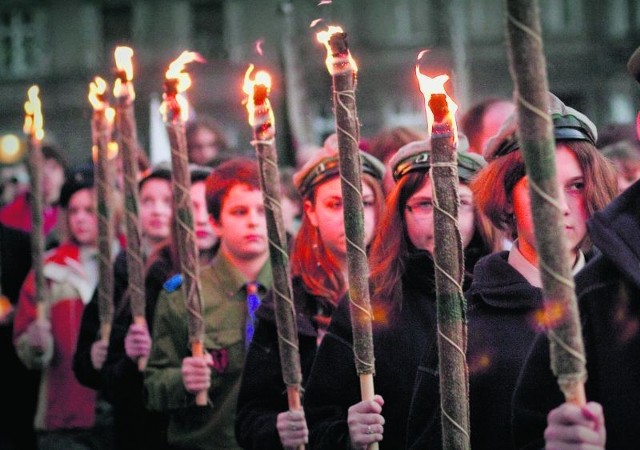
[13,164,113,450]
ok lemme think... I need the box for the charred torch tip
[253,84,269,106]
[328,32,349,56]
[428,93,449,123]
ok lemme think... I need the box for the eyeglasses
[405,198,474,217]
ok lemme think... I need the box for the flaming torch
[88,77,116,346]
[23,85,49,322]
[415,63,470,450]
[504,0,586,405]
[160,50,208,406]
[316,26,377,448]
[243,64,304,440]
[113,46,148,370]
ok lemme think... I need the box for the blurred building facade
[0,0,639,166]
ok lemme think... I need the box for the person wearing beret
[235,134,386,450]
[511,54,640,450]
[13,164,115,449]
[405,92,618,449]
[303,134,491,449]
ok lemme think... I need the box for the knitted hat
[293,133,385,197]
[60,164,94,207]
[389,134,486,183]
[484,92,597,162]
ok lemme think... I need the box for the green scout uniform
[144,253,272,449]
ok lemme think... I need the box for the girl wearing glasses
[303,136,490,449]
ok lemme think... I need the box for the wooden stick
[504,0,587,404]
[247,73,304,448]
[27,135,47,322]
[164,112,206,406]
[428,94,470,449]
[114,70,148,371]
[92,103,115,344]
[23,86,49,322]
[325,31,378,450]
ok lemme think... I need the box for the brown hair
[471,140,617,242]
[290,173,384,308]
[369,170,426,309]
[367,126,426,164]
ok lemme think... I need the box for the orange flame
[316,25,357,74]
[113,46,135,100]
[23,85,44,141]
[92,141,119,162]
[242,64,274,127]
[415,64,458,142]
[160,51,204,123]
[88,76,110,111]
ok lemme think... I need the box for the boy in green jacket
[145,158,272,449]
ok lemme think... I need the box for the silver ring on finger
[366,425,373,435]
[290,423,297,431]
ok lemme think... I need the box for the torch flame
[316,25,358,74]
[113,46,135,100]
[88,76,109,111]
[23,85,44,141]
[160,51,204,123]
[165,51,204,93]
[242,64,275,136]
[92,141,119,163]
[415,65,458,142]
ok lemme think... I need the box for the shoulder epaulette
[163,274,183,293]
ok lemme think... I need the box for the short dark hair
[42,144,67,170]
[204,158,260,222]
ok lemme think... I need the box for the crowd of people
[1,50,640,450]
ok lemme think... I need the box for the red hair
[290,173,384,309]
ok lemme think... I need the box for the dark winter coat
[235,276,334,450]
[304,250,439,449]
[512,179,640,450]
[0,224,38,450]
[406,251,545,449]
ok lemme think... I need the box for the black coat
[102,247,174,450]
[512,179,640,450]
[304,250,439,449]
[0,224,38,450]
[73,247,174,450]
[235,276,334,450]
[406,251,545,449]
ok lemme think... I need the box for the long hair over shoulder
[290,173,384,309]
[369,170,428,310]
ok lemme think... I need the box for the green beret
[293,134,385,197]
[484,92,598,162]
[389,134,486,183]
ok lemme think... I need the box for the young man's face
[42,158,65,205]
[67,187,98,246]
[212,184,268,261]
